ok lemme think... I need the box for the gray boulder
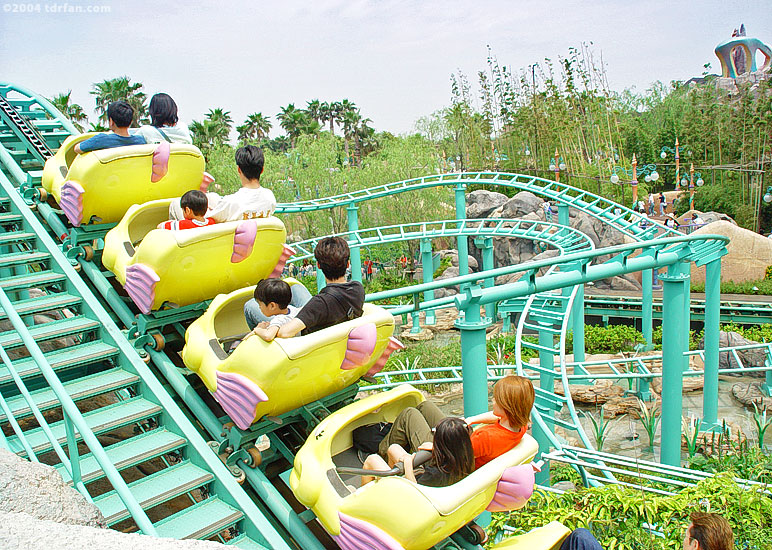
[0,449,105,528]
[0,510,225,549]
[489,191,543,219]
[699,331,767,374]
[466,190,508,219]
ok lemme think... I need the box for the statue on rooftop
[715,25,771,78]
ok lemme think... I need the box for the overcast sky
[2,0,770,136]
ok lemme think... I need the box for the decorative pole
[631,154,639,207]
[554,149,560,183]
[675,138,681,190]
[689,163,695,211]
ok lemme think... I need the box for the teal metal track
[0,83,290,548]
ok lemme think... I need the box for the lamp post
[660,138,686,190]
[610,154,659,208]
[680,163,705,211]
[549,149,566,182]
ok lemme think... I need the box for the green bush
[489,473,772,549]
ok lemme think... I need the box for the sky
[1,0,771,137]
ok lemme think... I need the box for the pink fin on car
[269,245,296,278]
[200,171,214,191]
[340,323,377,370]
[486,463,535,512]
[151,141,170,182]
[333,512,405,550]
[212,370,268,430]
[60,180,85,226]
[124,263,160,314]
[366,337,405,377]
[231,220,258,263]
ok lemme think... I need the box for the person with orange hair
[465,375,535,468]
[370,375,534,468]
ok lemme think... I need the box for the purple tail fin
[486,463,535,512]
[231,220,258,263]
[333,512,404,550]
[151,141,170,182]
[366,337,404,377]
[212,370,268,430]
[60,181,84,226]
[340,323,377,370]
[124,263,160,314]
[269,245,296,278]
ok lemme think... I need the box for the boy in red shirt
[158,190,215,230]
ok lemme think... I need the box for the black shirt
[416,462,453,487]
[296,281,365,335]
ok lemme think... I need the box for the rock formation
[690,221,772,283]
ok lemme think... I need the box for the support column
[455,183,469,279]
[346,203,362,283]
[474,236,495,319]
[316,263,326,291]
[456,287,492,419]
[557,203,570,226]
[659,261,690,467]
[533,324,554,485]
[642,268,653,350]
[420,238,435,325]
[702,259,721,430]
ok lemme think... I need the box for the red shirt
[471,422,527,469]
[160,218,216,231]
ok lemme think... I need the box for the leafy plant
[580,406,620,452]
[637,399,661,450]
[752,403,772,450]
[682,415,702,458]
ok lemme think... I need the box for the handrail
[275,171,682,242]
[366,234,728,313]
[0,286,157,534]
[287,217,594,261]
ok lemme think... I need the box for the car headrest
[90,143,202,164]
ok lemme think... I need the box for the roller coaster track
[0,81,740,546]
[0,83,290,548]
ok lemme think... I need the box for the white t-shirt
[268,305,300,328]
[132,125,193,144]
[206,186,277,223]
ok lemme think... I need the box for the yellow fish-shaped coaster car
[102,199,290,313]
[289,384,541,550]
[42,133,207,225]
[182,286,403,428]
[490,521,571,550]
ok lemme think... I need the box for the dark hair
[180,190,208,216]
[314,237,350,280]
[235,145,264,181]
[107,101,134,128]
[432,417,474,485]
[149,93,178,127]
[689,513,733,550]
[254,278,291,309]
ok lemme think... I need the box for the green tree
[189,119,229,157]
[205,108,233,140]
[49,91,88,132]
[237,112,272,142]
[90,76,147,127]
[320,101,341,135]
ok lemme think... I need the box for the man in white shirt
[169,145,276,222]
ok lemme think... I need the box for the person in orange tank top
[465,375,534,469]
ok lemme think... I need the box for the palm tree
[205,108,233,141]
[189,119,229,157]
[90,77,147,127]
[49,91,88,132]
[320,101,342,135]
[306,99,322,125]
[237,112,272,142]
[277,104,308,148]
[354,117,374,164]
[341,108,361,164]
